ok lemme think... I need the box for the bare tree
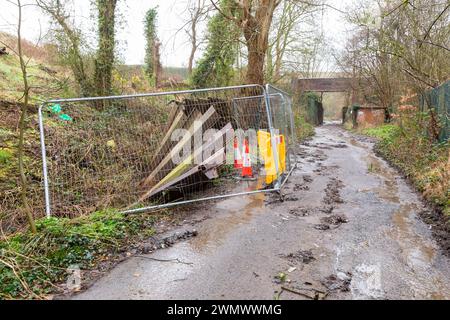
[211,0,281,84]
[36,0,93,96]
[2,0,37,233]
[185,0,212,75]
[340,0,450,139]
[266,0,323,82]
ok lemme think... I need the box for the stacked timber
[136,98,235,204]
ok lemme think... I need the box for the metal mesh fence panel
[266,85,297,180]
[38,84,296,216]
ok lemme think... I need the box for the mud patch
[330,143,348,149]
[282,249,316,264]
[266,193,299,204]
[316,144,333,150]
[289,208,311,217]
[322,273,352,292]
[294,183,310,192]
[319,205,335,214]
[321,214,348,226]
[324,178,344,205]
[419,210,450,257]
[314,224,331,231]
[144,230,199,252]
[373,145,450,257]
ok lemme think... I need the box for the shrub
[0,210,157,299]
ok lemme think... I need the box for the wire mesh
[39,84,295,217]
[266,85,297,177]
[420,80,450,142]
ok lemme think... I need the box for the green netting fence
[420,80,450,142]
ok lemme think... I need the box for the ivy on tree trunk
[95,0,118,99]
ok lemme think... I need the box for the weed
[0,209,158,299]
[294,112,315,141]
[0,149,13,165]
[362,125,399,141]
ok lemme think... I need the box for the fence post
[38,103,51,218]
[264,84,281,189]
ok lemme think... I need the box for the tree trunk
[17,0,37,233]
[246,40,266,84]
[239,0,278,85]
[36,0,92,96]
[188,20,197,75]
[95,0,117,98]
[154,41,162,87]
[188,46,195,76]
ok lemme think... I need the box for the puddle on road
[344,135,401,205]
[387,204,449,299]
[390,204,436,268]
[189,178,266,253]
[351,263,384,300]
[365,154,400,203]
[348,138,367,149]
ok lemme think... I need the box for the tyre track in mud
[73,124,450,300]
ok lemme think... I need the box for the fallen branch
[0,256,41,299]
[135,255,194,266]
[281,285,328,300]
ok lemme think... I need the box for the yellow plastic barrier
[257,131,286,185]
[278,135,286,173]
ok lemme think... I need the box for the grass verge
[0,210,161,299]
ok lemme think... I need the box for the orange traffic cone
[234,137,243,169]
[242,138,253,178]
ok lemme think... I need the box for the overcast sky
[0,0,354,68]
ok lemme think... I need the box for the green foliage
[190,0,240,88]
[362,124,400,141]
[0,210,157,299]
[363,114,449,214]
[294,112,315,141]
[144,7,158,85]
[0,149,13,165]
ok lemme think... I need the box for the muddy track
[72,124,450,300]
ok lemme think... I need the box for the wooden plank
[165,101,181,127]
[142,109,202,188]
[141,106,216,187]
[148,109,202,185]
[139,148,226,201]
[138,123,232,202]
[150,110,186,164]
